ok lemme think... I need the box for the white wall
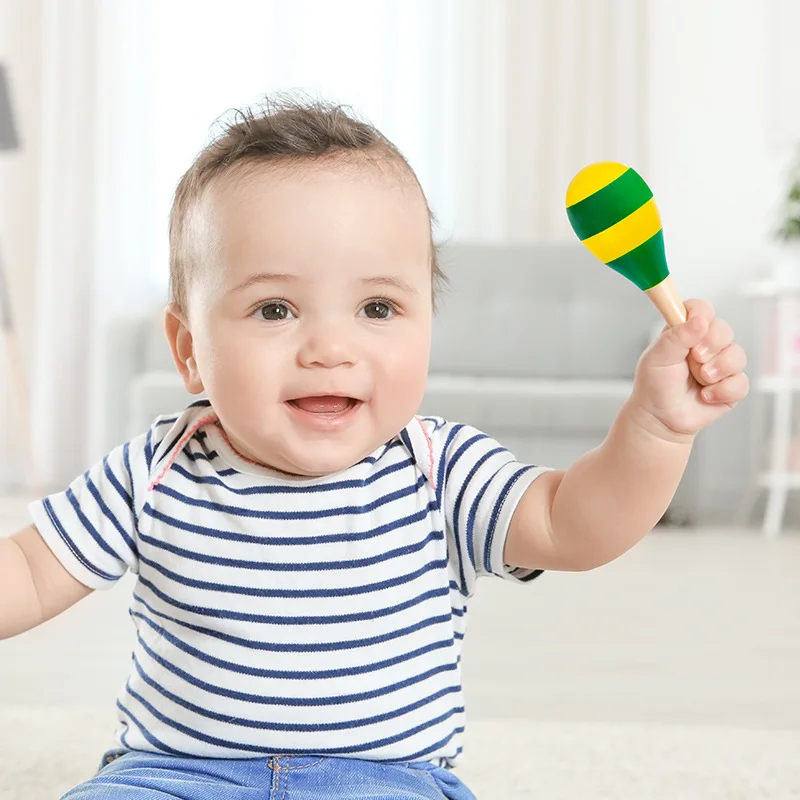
[647,0,795,301]
[0,0,41,490]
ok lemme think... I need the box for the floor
[2,494,799,731]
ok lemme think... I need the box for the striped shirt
[30,399,549,767]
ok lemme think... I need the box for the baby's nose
[296,323,356,369]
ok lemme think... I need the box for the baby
[0,97,748,799]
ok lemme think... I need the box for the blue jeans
[61,750,477,799]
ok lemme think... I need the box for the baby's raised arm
[0,525,92,639]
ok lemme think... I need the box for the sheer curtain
[19,0,648,489]
[455,0,649,240]
[29,0,157,488]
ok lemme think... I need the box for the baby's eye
[255,301,294,321]
[361,300,395,320]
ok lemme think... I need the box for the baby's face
[175,161,433,477]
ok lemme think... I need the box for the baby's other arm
[0,525,92,639]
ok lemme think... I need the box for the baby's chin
[221,421,386,478]
[275,444,379,478]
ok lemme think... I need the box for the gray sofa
[101,243,768,526]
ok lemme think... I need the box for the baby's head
[164,96,444,478]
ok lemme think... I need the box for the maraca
[565,161,718,390]
[565,162,686,327]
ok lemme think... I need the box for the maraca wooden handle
[645,275,713,387]
[644,275,686,327]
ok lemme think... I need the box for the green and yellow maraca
[566,162,686,327]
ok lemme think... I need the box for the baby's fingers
[692,317,734,363]
[701,372,750,406]
[697,342,747,384]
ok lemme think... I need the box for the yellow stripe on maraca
[565,161,628,207]
[580,197,662,264]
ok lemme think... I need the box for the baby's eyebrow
[228,272,420,297]
[229,272,298,293]
[362,276,420,296]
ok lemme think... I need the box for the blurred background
[1,1,799,796]
[0,0,799,529]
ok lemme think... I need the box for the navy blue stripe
[155,415,180,427]
[169,452,414,495]
[152,474,426,519]
[448,578,468,599]
[134,638,458,706]
[120,687,463,765]
[451,444,506,585]
[65,486,124,563]
[136,592,462,652]
[119,724,131,750]
[134,578,448,625]
[483,465,536,574]
[156,423,189,467]
[419,416,446,431]
[398,428,415,465]
[143,428,155,472]
[132,608,450,655]
[436,424,464,508]
[142,500,437,547]
[402,730,464,764]
[185,450,222,463]
[138,528,443,572]
[83,475,137,555]
[116,698,189,756]
[132,653,460,731]
[465,471,497,572]
[41,498,118,581]
[133,613,454,679]
[446,431,490,483]
[123,680,465,756]
[138,552,447,598]
[122,442,141,531]
[104,455,133,515]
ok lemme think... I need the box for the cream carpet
[2,708,799,799]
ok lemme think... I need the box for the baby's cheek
[204,335,282,408]
[380,337,429,404]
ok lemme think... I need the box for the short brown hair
[169,94,446,311]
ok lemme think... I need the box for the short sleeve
[27,428,156,590]
[421,418,553,595]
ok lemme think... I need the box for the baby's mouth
[287,396,359,414]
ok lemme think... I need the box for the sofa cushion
[430,243,658,379]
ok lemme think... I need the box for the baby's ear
[164,303,204,394]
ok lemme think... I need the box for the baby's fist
[631,299,749,440]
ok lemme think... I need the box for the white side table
[736,279,800,536]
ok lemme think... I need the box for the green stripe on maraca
[565,162,670,293]
[566,168,653,240]
[606,229,668,291]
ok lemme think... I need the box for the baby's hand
[629,299,749,441]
